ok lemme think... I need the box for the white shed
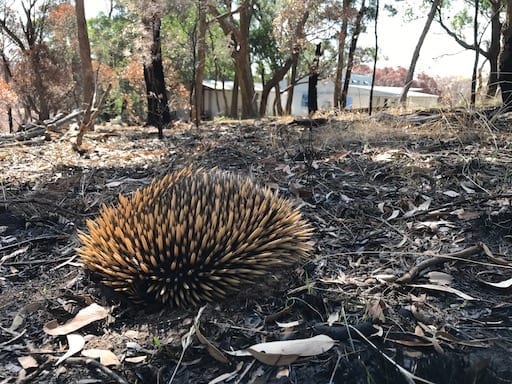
[202,80,277,119]
[286,78,439,116]
[202,77,439,118]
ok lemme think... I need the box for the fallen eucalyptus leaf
[408,284,475,300]
[56,334,85,365]
[82,349,121,367]
[44,303,109,336]
[246,335,336,366]
[481,277,512,289]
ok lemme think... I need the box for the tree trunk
[75,0,95,108]
[143,14,171,139]
[499,1,512,110]
[234,9,257,119]
[285,57,298,115]
[334,0,351,109]
[194,0,207,126]
[31,46,50,121]
[341,0,365,109]
[274,83,283,115]
[369,0,379,115]
[308,43,321,115]
[230,74,239,118]
[1,50,13,132]
[470,0,479,107]
[259,58,293,116]
[209,1,257,119]
[399,0,441,106]
[487,0,501,98]
[75,0,95,137]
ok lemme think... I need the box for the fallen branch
[396,244,484,283]
[75,83,112,148]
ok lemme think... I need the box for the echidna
[77,166,313,308]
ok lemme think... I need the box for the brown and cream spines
[77,167,313,308]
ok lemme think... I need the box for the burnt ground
[0,111,511,383]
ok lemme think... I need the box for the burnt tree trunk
[487,0,501,98]
[143,14,171,139]
[499,1,512,110]
[308,43,321,115]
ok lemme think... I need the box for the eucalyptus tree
[500,0,512,109]
[399,0,442,106]
[0,0,73,121]
[252,0,311,116]
[208,0,258,118]
[437,0,502,98]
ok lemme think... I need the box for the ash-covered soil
[1,113,511,383]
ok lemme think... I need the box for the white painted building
[287,78,439,115]
[202,76,439,118]
[202,80,277,119]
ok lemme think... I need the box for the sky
[84,2,478,79]
[358,7,477,78]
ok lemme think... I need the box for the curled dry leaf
[56,334,85,365]
[195,322,229,364]
[481,276,512,289]
[43,303,110,336]
[82,349,121,367]
[408,284,475,301]
[245,335,336,366]
[9,301,45,332]
[426,271,453,286]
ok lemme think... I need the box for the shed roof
[203,80,264,92]
[350,84,439,98]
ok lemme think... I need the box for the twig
[75,83,112,148]
[0,235,67,253]
[65,357,128,384]
[396,243,484,283]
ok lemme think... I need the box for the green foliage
[451,7,472,34]
[250,1,281,79]
[88,10,137,69]
[161,3,234,85]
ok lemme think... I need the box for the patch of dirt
[1,113,512,383]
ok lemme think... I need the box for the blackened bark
[499,3,512,111]
[143,15,171,139]
[487,1,501,98]
[308,43,321,114]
